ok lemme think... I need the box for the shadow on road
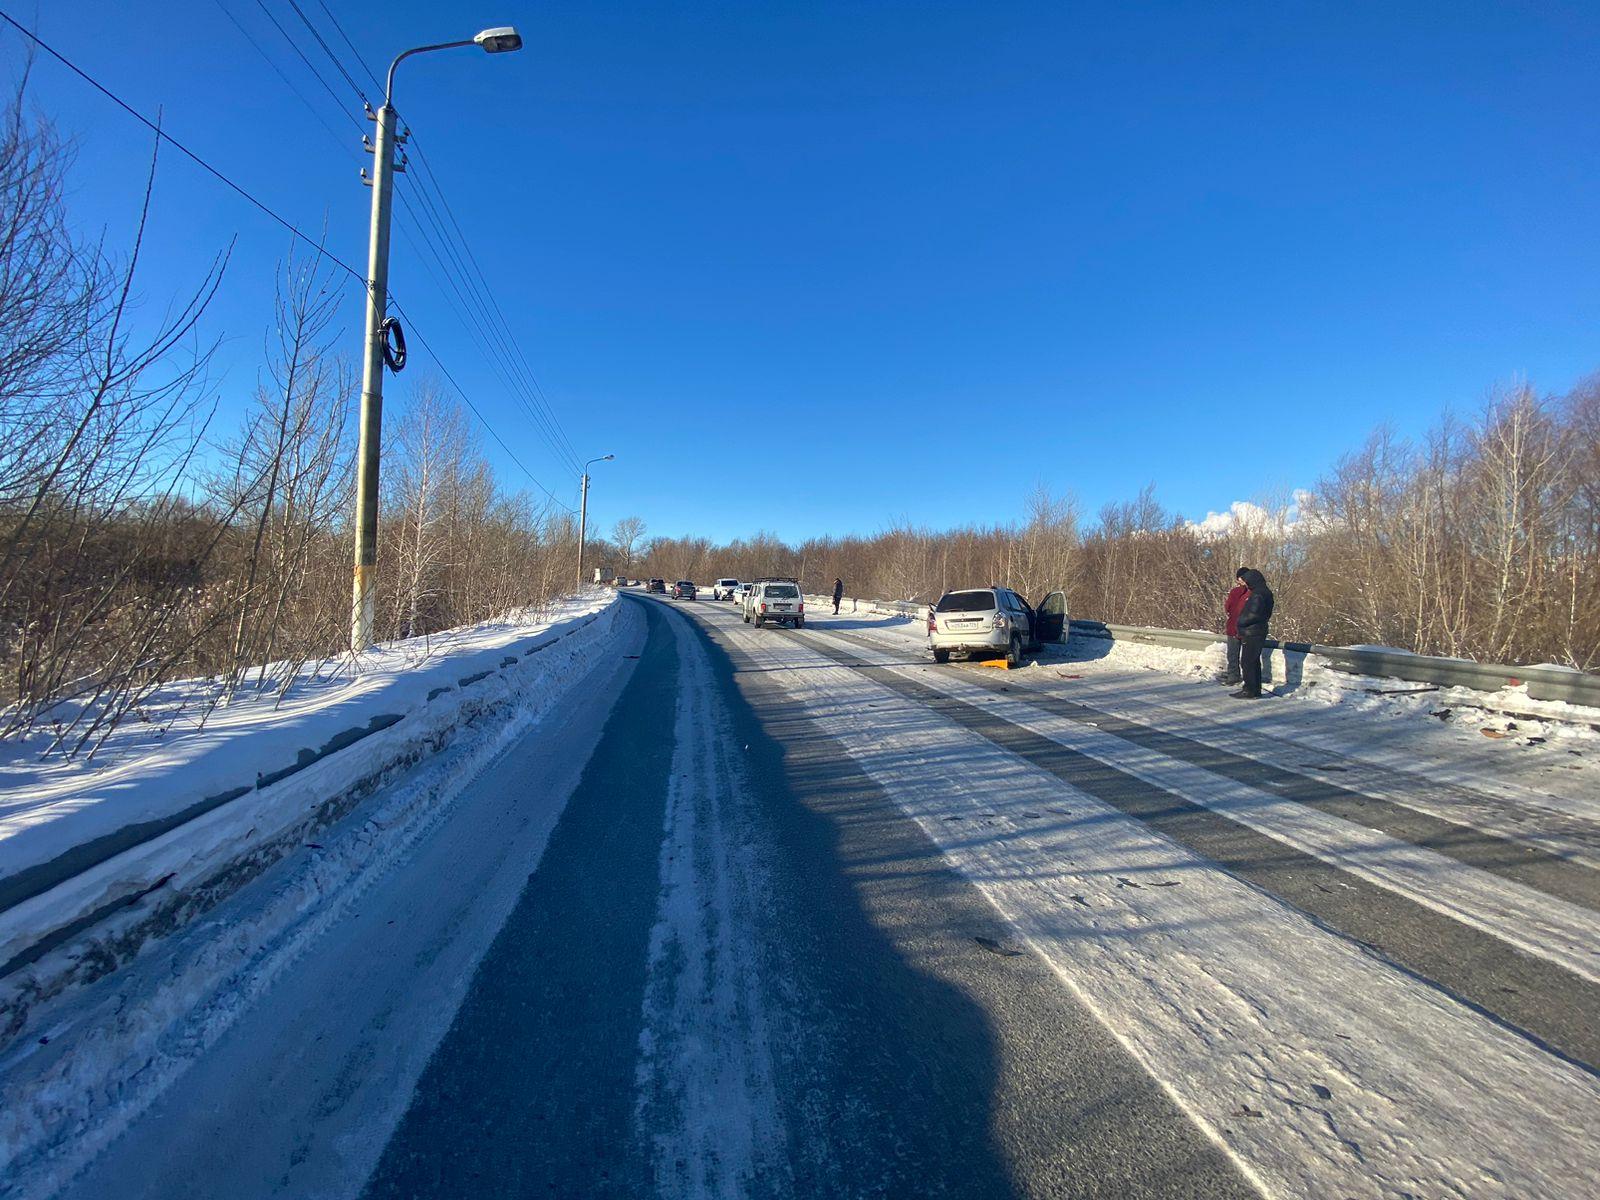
[689,611,1020,1197]
[679,598,1253,1199]
[362,600,680,1198]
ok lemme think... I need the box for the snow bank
[0,594,620,1033]
[0,601,636,1200]
[803,593,1600,753]
[1058,632,1600,744]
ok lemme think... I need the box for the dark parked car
[647,578,666,594]
[671,580,698,600]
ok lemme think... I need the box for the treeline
[0,81,575,755]
[631,382,1600,670]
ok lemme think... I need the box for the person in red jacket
[1223,569,1250,685]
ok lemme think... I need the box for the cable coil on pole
[380,315,407,371]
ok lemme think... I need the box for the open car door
[1034,591,1068,644]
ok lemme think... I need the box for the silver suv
[928,587,1067,666]
[743,579,805,628]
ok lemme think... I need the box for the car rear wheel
[932,648,950,664]
[754,615,764,627]
[795,617,805,629]
[1007,635,1023,668]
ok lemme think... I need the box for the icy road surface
[11,592,1600,1198]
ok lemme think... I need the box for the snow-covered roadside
[0,594,630,1194]
[804,626,1600,984]
[802,596,1600,821]
[722,614,1600,1198]
[2,595,616,896]
[0,595,620,1030]
[806,591,1600,737]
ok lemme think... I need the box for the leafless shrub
[377,379,575,643]
[0,86,231,754]
[640,385,1600,668]
[0,78,577,753]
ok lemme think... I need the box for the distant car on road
[927,587,1067,667]
[672,580,698,600]
[712,578,740,601]
[744,578,804,628]
[646,578,666,594]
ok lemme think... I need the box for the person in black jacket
[831,578,844,615]
[1231,568,1274,699]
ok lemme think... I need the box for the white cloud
[1186,491,1314,539]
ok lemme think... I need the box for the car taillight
[992,612,1009,631]
[798,602,804,613]
[760,603,767,612]
[927,610,936,632]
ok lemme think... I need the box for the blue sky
[9,2,1600,543]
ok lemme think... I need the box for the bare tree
[611,515,646,575]
[215,246,351,699]
[0,101,229,752]
[387,379,470,639]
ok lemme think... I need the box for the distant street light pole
[576,454,615,586]
[350,26,524,653]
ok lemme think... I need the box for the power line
[248,0,359,130]
[0,8,364,283]
[313,0,384,97]
[221,2,577,500]
[284,0,368,103]
[393,177,582,474]
[391,195,574,469]
[4,5,573,511]
[212,0,358,158]
[402,142,583,471]
[226,1,580,495]
[389,299,577,513]
[257,1,584,474]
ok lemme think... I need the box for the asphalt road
[40,590,1600,1199]
[361,595,1251,1199]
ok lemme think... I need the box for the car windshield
[936,590,997,613]
[764,585,799,598]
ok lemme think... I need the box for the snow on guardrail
[0,594,621,1029]
[809,592,1599,707]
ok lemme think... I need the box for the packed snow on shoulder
[0,594,615,896]
[803,595,1600,821]
[0,593,626,1194]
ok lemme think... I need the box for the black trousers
[1240,634,1266,695]
[1224,636,1242,682]
[833,595,842,614]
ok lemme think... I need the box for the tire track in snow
[827,614,1600,869]
[633,609,788,1198]
[703,608,1600,1199]
[805,627,1600,994]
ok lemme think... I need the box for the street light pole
[349,26,524,653]
[576,453,615,587]
[350,96,395,653]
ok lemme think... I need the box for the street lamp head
[602,454,616,461]
[474,26,523,54]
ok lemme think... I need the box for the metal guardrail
[814,593,1597,707]
[1068,620,1599,707]
[0,603,615,985]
